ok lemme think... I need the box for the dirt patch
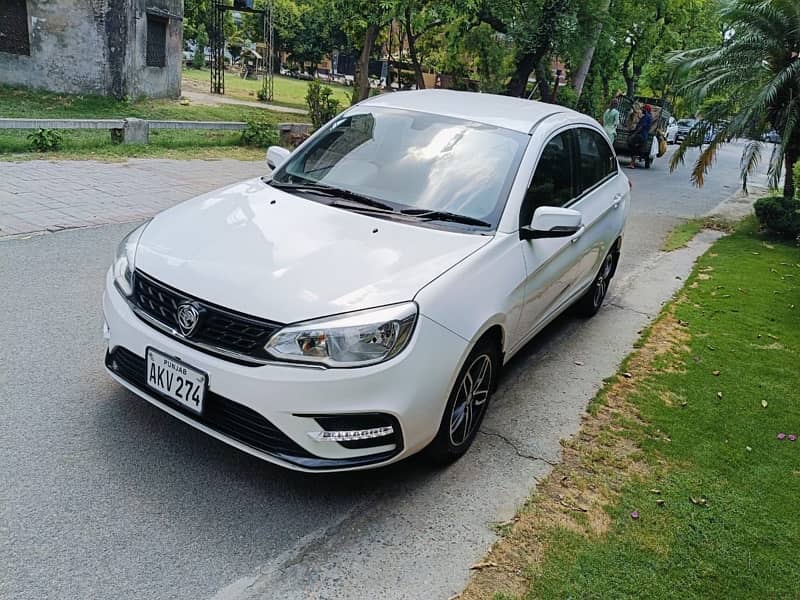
[458,311,690,600]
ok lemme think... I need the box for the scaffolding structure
[210,0,274,100]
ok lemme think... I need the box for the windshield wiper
[269,181,396,212]
[400,208,492,228]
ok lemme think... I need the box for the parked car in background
[666,118,697,144]
[103,90,630,473]
[692,120,716,144]
[762,129,781,144]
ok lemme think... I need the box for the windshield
[271,107,528,230]
[678,119,696,127]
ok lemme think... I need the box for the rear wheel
[573,250,617,318]
[425,339,500,465]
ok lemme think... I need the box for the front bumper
[102,270,469,472]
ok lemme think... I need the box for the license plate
[146,348,206,414]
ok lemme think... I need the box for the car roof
[359,89,574,134]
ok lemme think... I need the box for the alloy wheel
[449,354,492,446]
[593,253,615,308]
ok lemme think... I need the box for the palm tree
[668,0,800,198]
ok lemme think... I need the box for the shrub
[754,194,800,237]
[27,128,63,152]
[305,79,340,130]
[555,85,578,109]
[240,119,278,148]
[193,32,208,69]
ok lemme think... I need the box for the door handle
[612,193,623,209]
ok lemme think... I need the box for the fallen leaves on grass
[459,310,690,600]
[761,400,768,408]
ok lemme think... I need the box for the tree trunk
[355,23,380,103]
[622,41,636,98]
[404,9,425,89]
[572,0,611,99]
[784,143,797,199]
[507,52,536,97]
[534,60,553,102]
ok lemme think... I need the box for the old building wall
[0,0,109,95]
[0,0,182,99]
[125,0,183,98]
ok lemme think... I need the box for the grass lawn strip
[181,68,352,110]
[0,84,308,161]
[461,219,800,599]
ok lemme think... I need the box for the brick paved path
[0,159,266,237]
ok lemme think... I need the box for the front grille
[107,348,401,469]
[131,270,283,363]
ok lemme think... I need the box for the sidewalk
[0,158,265,237]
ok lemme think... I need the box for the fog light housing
[308,426,394,442]
[301,413,402,450]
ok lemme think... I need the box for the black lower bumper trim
[106,347,401,470]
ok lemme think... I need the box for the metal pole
[266,0,274,101]
[211,0,225,95]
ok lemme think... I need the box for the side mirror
[266,146,291,170]
[520,206,583,240]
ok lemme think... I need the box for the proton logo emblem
[176,302,201,337]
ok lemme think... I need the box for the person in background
[603,98,620,142]
[628,103,652,169]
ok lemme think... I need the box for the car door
[515,129,582,340]
[569,127,628,296]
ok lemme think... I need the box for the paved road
[0,142,766,599]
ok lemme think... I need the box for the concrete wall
[0,1,109,95]
[126,0,183,99]
[0,0,182,99]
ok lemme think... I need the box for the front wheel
[425,340,500,465]
[573,250,616,318]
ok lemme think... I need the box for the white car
[103,90,630,472]
[666,118,697,144]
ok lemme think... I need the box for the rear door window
[520,130,575,228]
[575,127,617,195]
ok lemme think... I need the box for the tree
[571,0,610,99]
[668,0,800,199]
[390,0,454,89]
[332,0,389,102]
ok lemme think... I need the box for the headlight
[265,302,418,367]
[113,222,148,296]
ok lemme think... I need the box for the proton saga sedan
[103,90,630,472]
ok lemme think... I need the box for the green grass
[0,83,306,160]
[523,220,800,598]
[662,218,705,251]
[182,67,352,110]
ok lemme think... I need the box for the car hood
[134,178,490,323]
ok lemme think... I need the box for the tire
[644,157,652,169]
[573,249,617,318]
[425,339,500,465]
